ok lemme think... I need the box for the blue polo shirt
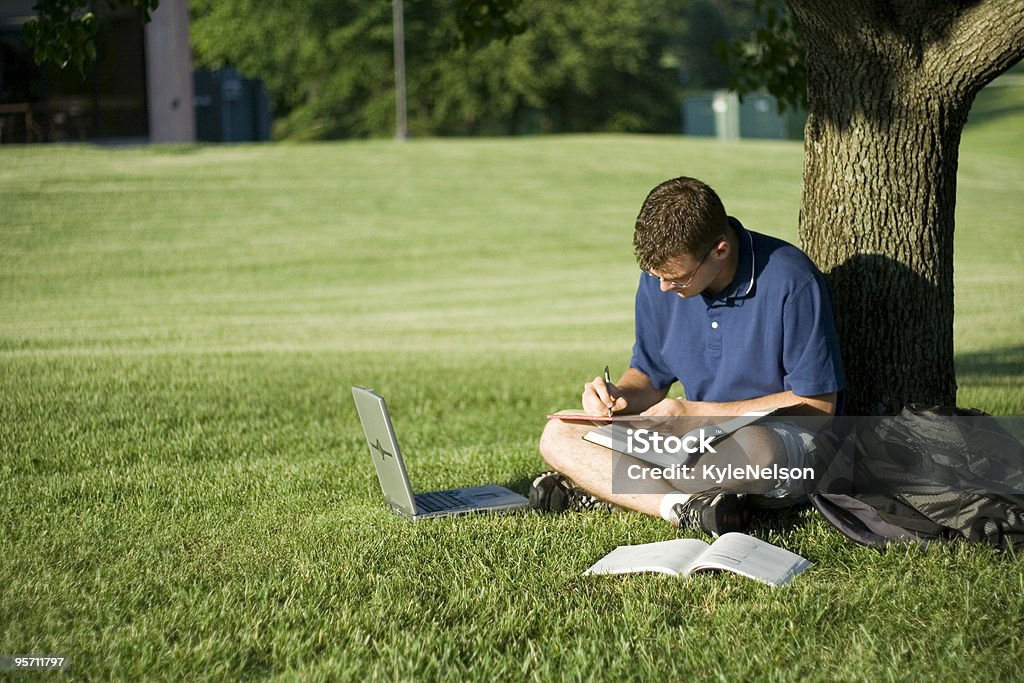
[630,218,845,405]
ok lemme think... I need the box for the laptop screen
[351,387,418,515]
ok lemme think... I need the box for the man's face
[647,237,725,298]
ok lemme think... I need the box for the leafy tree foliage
[423,0,691,135]
[191,0,393,138]
[26,0,751,138]
[717,0,804,112]
[190,0,692,139]
[454,0,527,48]
[22,0,158,71]
[679,0,734,88]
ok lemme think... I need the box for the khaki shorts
[748,420,817,509]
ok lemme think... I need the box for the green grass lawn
[2,79,1024,680]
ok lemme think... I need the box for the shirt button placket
[707,310,722,355]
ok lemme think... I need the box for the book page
[582,423,618,449]
[584,538,710,577]
[685,533,812,587]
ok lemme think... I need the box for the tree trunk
[786,0,1024,415]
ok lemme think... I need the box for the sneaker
[670,489,751,537]
[529,471,617,513]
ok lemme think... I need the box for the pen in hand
[603,365,613,417]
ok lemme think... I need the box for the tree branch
[931,0,1024,97]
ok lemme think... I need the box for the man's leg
[689,425,789,495]
[538,418,675,517]
[538,418,794,515]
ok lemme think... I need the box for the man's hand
[631,397,719,434]
[647,391,838,418]
[640,397,689,417]
[582,376,628,416]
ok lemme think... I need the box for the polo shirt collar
[705,216,756,304]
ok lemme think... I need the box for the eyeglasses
[647,235,725,290]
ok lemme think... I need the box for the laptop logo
[370,438,394,461]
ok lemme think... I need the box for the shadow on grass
[506,473,537,496]
[955,344,1024,378]
[747,501,813,536]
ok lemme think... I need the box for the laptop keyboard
[415,489,476,513]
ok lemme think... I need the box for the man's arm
[582,367,668,416]
[642,391,838,417]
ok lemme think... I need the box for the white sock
[659,492,692,522]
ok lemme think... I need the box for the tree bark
[786,0,1024,414]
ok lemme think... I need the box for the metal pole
[393,0,408,140]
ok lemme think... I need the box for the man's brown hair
[633,177,728,271]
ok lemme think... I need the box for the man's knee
[699,425,787,495]
[538,419,583,472]
[539,419,572,469]
[723,425,787,468]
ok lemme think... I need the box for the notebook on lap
[351,386,529,520]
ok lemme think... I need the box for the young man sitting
[534,176,846,535]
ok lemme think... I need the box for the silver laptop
[352,386,530,520]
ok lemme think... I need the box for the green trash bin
[193,67,271,142]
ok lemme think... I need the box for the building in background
[0,0,193,143]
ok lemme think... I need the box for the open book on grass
[584,533,812,587]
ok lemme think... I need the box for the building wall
[144,0,195,143]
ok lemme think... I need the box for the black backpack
[808,404,1024,549]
